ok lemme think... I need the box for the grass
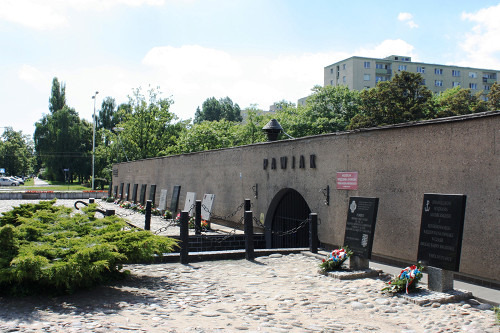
[4,178,109,192]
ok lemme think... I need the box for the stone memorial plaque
[158,189,168,212]
[170,185,181,213]
[125,183,130,201]
[417,193,467,272]
[343,197,379,259]
[119,183,124,200]
[113,185,118,198]
[201,193,215,221]
[132,184,138,203]
[139,184,147,205]
[149,184,157,204]
[184,192,196,217]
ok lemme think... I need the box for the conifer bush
[0,200,178,295]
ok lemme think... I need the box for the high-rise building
[324,55,499,99]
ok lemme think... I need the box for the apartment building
[324,55,499,98]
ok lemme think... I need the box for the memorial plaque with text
[184,192,196,217]
[125,183,130,201]
[343,197,379,259]
[170,185,181,213]
[139,184,147,205]
[158,189,168,211]
[201,194,215,221]
[119,183,124,200]
[132,184,138,203]
[417,193,466,271]
[149,184,157,204]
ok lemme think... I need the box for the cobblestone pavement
[0,200,498,332]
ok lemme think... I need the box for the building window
[398,65,407,71]
[364,74,371,81]
[469,83,477,89]
[452,82,460,87]
[417,66,425,73]
[364,61,371,69]
[421,79,426,85]
[469,72,477,78]
[330,80,334,85]
[376,63,387,69]
[343,64,346,70]
[435,68,443,75]
[435,80,443,87]
[452,70,460,77]
[376,76,388,83]
[330,68,333,74]
[484,85,491,90]
[343,76,346,83]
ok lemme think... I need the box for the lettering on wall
[263,155,317,171]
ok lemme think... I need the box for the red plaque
[336,172,358,190]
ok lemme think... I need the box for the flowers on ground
[319,247,353,273]
[383,262,423,294]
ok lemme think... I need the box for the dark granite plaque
[131,184,138,203]
[113,185,118,198]
[125,183,130,201]
[343,197,379,259]
[119,183,124,200]
[170,185,181,213]
[417,193,466,272]
[139,184,147,205]
[149,184,157,204]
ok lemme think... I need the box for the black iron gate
[271,189,311,248]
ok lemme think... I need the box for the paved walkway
[0,199,498,332]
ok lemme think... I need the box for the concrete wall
[113,111,500,282]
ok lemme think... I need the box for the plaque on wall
[132,184,138,203]
[343,197,379,259]
[417,193,467,272]
[158,189,168,212]
[201,194,215,221]
[125,183,130,201]
[119,183,124,200]
[139,184,147,205]
[149,184,157,204]
[170,185,181,214]
[184,192,196,217]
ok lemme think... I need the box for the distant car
[11,176,24,185]
[0,177,19,186]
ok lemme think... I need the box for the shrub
[0,200,178,295]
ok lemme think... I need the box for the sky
[1,0,500,137]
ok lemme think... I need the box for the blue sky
[1,0,500,136]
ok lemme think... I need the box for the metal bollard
[309,213,318,253]
[89,198,95,204]
[244,198,251,212]
[180,211,189,264]
[195,200,202,235]
[145,200,152,230]
[244,210,254,260]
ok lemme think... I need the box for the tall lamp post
[91,91,99,190]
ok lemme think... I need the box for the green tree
[176,120,239,153]
[434,86,487,118]
[349,71,434,129]
[487,82,500,111]
[194,96,242,123]
[48,77,66,113]
[0,128,34,176]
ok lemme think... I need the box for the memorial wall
[112,111,500,283]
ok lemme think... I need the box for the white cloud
[0,0,164,30]
[398,12,418,29]
[460,3,500,69]
[18,65,46,86]
[355,39,417,59]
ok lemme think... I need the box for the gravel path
[0,200,498,332]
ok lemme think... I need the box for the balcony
[376,68,391,75]
[483,78,496,84]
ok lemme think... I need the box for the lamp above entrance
[262,119,283,141]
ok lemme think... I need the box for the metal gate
[270,189,311,248]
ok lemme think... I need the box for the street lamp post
[92,91,99,190]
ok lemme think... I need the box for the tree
[176,120,239,153]
[434,86,487,118]
[194,96,242,123]
[0,128,34,176]
[487,82,500,111]
[48,77,66,113]
[349,71,434,129]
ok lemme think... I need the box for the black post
[195,200,202,235]
[309,213,318,253]
[244,198,251,212]
[105,209,115,216]
[244,210,255,260]
[180,211,189,264]
[89,198,95,204]
[145,200,152,231]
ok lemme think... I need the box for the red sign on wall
[336,172,358,190]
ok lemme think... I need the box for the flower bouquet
[319,247,353,273]
[189,219,209,231]
[382,263,423,294]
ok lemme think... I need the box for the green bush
[0,200,178,295]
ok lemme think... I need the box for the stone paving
[0,200,498,332]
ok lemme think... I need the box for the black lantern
[262,119,283,141]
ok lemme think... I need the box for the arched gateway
[265,188,311,248]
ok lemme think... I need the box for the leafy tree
[237,105,267,144]
[487,82,500,111]
[194,96,242,123]
[0,128,34,176]
[349,71,434,129]
[48,77,66,113]
[434,86,487,118]
[176,120,239,153]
